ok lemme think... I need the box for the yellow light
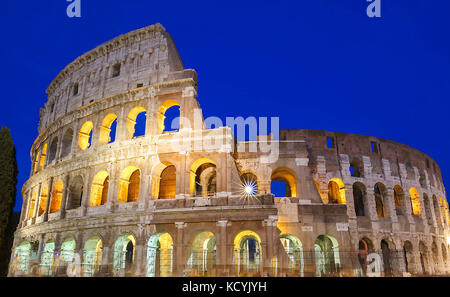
[447,236,450,245]
[245,186,254,195]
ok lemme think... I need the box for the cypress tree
[0,126,18,276]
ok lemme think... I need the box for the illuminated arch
[83,236,103,277]
[60,237,76,264]
[127,106,147,138]
[29,190,38,219]
[187,231,216,276]
[117,166,140,203]
[113,233,136,275]
[98,113,118,145]
[409,187,421,216]
[40,240,55,276]
[13,241,31,275]
[327,178,346,204]
[189,158,217,197]
[314,234,340,276]
[89,171,109,206]
[39,143,47,171]
[280,234,304,276]
[158,100,181,133]
[38,185,49,216]
[271,167,297,198]
[147,233,174,277]
[50,180,64,213]
[33,150,40,173]
[153,161,176,199]
[233,230,262,276]
[374,183,388,218]
[78,121,93,150]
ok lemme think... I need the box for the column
[216,220,228,274]
[44,177,54,222]
[175,222,187,276]
[60,175,70,219]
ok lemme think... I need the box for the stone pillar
[365,191,378,221]
[32,183,42,223]
[175,222,187,276]
[81,170,92,216]
[216,220,228,274]
[386,188,398,223]
[344,183,357,219]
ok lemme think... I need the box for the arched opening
[280,234,304,276]
[358,238,374,276]
[187,231,216,276]
[432,242,439,268]
[440,198,447,225]
[410,188,421,216]
[39,144,47,171]
[374,183,388,218]
[403,241,414,274]
[433,195,442,226]
[353,182,366,216]
[89,171,109,206]
[380,239,393,276]
[40,240,55,276]
[240,172,258,196]
[393,185,405,216]
[113,233,136,276]
[423,194,433,225]
[117,166,140,203]
[314,235,340,276]
[126,106,147,138]
[99,113,118,145]
[61,128,73,158]
[13,241,31,275]
[33,150,40,173]
[38,185,49,216]
[78,121,93,150]
[50,180,64,213]
[68,175,83,210]
[159,100,180,133]
[60,237,76,266]
[83,236,103,277]
[419,241,428,275]
[147,233,174,277]
[233,230,262,276]
[154,162,176,199]
[271,167,297,198]
[349,158,363,177]
[190,158,217,197]
[327,178,346,204]
[29,190,38,219]
[48,137,58,163]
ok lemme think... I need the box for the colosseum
[8,23,450,277]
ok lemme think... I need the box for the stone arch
[78,121,93,150]
[68,175,84,210]
[60,237,76,264]
[50,180,64,213]
[38,185,49,216]
[89,170,109,206]
[158,99,181,133]
[423,193,433,225]
[380,239,394,276]
[147,232,174,277]
[40,239,55,276]
[314,234,340,276]
[186,231,216,276]
[431,241,439,268]
[29,190,38,219]
[432,195,442,226]
[409,187,421,216]
[60,128,73,158]
[270,167,297,198]
[358,237,374,275]
[126,106,147,138]
[39,143,47,171]
[327,178,346,204]
[83,236,103,277]
[99,113,118,145]
[419,241,429,275]
[117,166,140,203]
[403,240,415,274]
[353,182,366,217]
[48,137,58,163]
[441,243,447,265]
[349,158,364,177]
[240,172,259,197]
[153,161,177,199]
[190,158,217,197]
[113,233,136,276]
[280,234,304,276]
[393,185,405,216]
[233,230,262,276]
[374,182,389,218]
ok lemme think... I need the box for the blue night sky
[1,0,449,211]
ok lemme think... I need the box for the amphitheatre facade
[8,23,450,277]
